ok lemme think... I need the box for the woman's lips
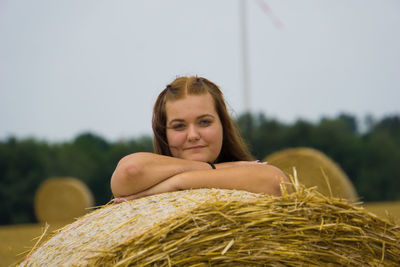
[184,145,205,150]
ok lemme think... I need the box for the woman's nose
[187,125,200,142]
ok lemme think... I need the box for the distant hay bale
[265,147,358,201]
[34,177,94,223]
[21,186,400,266]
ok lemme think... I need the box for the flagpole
[240,0,250,114]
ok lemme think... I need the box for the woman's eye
[199,120,212,126]
[172,124,185,130]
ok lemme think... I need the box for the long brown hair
[152,76,253,162]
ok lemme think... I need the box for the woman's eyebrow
[197,114,215,120]
[167,119,184,126]
[167,114,215,126]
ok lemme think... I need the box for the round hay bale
[21,187,400,266]
[34,177,94,223]
[264,147,358,201]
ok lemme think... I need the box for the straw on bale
[265,147,358,201]
[21,181,400,266]
[34,177,94,223]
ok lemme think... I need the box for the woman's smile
[184,145,206,150]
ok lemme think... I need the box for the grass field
[1,202,399,267]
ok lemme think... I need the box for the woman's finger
[113,193,142,203]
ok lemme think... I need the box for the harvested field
[364,201,400,225]
[0,223,66,267]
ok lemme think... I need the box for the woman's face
[165,93,223,163]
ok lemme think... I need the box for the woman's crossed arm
[111,152,290,202]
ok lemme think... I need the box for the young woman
[111,76,289,202]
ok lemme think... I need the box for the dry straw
[34,177,94,223]
[21,176,400,266]
[265,147,358,201]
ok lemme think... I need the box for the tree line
[1,113,399,225]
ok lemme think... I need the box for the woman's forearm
[175,164,290,196]
[110,152,211,197]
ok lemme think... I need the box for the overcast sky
[1,0,399,142]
